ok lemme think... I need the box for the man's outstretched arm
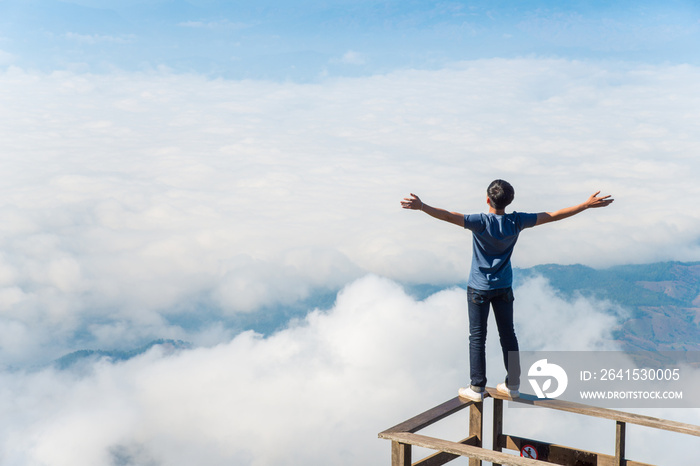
[401,193,464,227]
[535,191,614,226]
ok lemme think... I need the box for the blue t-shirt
[463,212,538,290]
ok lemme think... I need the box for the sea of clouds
[2,58,700,464]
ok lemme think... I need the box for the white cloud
[0,7,698,461]
[0,276,464,465]
[514,276,623,351]
[0,60,699,365]
[0,276,697,465]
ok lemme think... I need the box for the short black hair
[487,179,514,210]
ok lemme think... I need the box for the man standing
[401,180,613,401]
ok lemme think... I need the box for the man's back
[464,212,537,290]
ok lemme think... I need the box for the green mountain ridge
[53,261,700,370]
[515,261,700,351]
[54,339,192,370]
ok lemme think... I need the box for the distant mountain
[260,261,700,352]
[515,261,700,351]
[54,339,192,370]
[53,261,700,370]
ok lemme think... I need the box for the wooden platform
[378,386,700,466]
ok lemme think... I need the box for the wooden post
[391,440,411,466]
[492,398,503,466]
[615,421,626,466]
[469,402,483,466]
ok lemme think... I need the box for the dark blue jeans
[467,286,520,390]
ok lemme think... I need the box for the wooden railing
[378,386,700,466]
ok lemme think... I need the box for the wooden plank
[383,431,553,466]
[485,387,700,437]
[412,435,477,466]
[380,396,476,435]
[599,457,654,466]
[469,402,483,466]
[501,434,655,466]
[615,421,626,466]
[392,441,411,466]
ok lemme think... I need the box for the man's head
[487,179,514,210]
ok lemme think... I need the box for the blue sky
[2,1,700,465]
[2,0,699,79]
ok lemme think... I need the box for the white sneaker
[458,386,484,402]
[496,382,519,398]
